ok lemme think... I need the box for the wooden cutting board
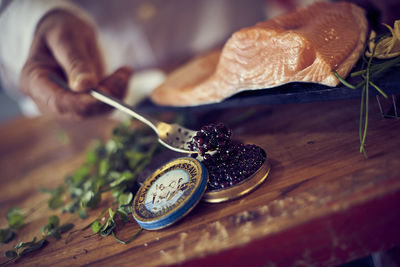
[0,98,400,266]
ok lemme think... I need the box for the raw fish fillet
[151,2,368,106]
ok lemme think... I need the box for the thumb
[44,20,102,92]
[49,40,99,92]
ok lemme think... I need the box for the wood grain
[0,98,399,266]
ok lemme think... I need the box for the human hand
[20,10,133,120]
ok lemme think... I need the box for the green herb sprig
[2,215,73,265]
[0,208,25,245]
[2,122,159,264]
[87,201,143,244]
[334,33,400,158]
[36,122,158,220]
[44,123,158,243]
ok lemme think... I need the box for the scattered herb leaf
[78,208,88,219]
[111,228,143,245]
[50,231,61,240]
[81,191,101,208]
[6,208,24,230]
[2,122,160,264]
[4,250,17,260]
[48,215,60,229]
[0,229,15,244]
[91,221,102,234]
[85,149,98,164]
[20,239,48,256]
[41,215,59,236]
[58,223,74,234]
[118,193,133,206]
[100,209,116,237]
[48,195,64,210]
[14,237,37,250]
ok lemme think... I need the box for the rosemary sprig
[359,83,366,153]
[360,51,372,157]
[334,32,400,157]
[369,81,388,99]
[350,56,400,77]
[333,72,356,89]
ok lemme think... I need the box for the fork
[90,90,197,153]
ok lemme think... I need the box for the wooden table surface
[0,98,400,266]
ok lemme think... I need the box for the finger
[86,38,104,81]
[45,25,100,93]
[20,55,110,120]
[97,66,134,100]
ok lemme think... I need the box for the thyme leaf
[20,239,48,256]
[0,229,15,244]
[91,221,102,234]
[3,121,160,264]
[111,228,143,245]
[6,208,24,231]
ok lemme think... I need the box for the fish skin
[151,2,368,106]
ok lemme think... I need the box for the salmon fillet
[151,1,368,106]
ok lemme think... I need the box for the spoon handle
[90,90,159,133]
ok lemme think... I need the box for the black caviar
[188,123,231,156]
[188,123,266,191]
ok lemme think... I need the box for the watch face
[144,169,190,212]
[133,157,208,230]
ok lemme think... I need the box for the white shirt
[0,0,265,115]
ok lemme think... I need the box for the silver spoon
[49,75,197,153]
[90,90,197,153]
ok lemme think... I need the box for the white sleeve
[0,0,93,115]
